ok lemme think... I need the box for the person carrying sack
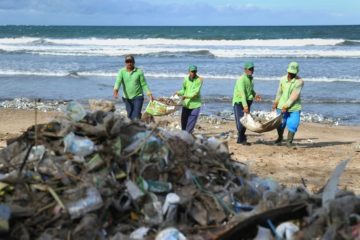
[175,65,203,133]
[113,55,154,120]
[272,62,304,147]
[232,62,261,145]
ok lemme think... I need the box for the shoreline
[1,108,359,194]
[2,97,359,126]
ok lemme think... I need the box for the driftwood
[208,202,308,239]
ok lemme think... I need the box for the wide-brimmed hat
[287,62,299,74]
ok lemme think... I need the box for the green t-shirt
[177,75,203,109]
[275,75,304,112]
[114,67,151,99]
[232,74,256,106]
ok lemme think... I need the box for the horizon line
[1,24,360,27]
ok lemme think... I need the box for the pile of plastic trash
[0,101,359,240]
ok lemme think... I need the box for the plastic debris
[126,180,145,201]
[64,132,95,157]
[89,99,115,112]
[276,222,300,240]
[240,111,282,133]
[0,204,11,232]
[129,227,150,239]
[162,193,180,224]
[28,145,46,161]
[66,101,87,121]
[0,98,65,112]
[322,159,351,209]
[0,104,358,240]
[155,228,187,240]
[65,186,103,219]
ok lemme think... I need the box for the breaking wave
[1,37,360,58]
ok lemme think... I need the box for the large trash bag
[240,112,283,133]
[145,96,182,116]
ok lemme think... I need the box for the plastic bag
[130,227,150,239]
[276,222,300,239]
[66,101,87,122]
[155,228,187,240]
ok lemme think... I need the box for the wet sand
[1,108,359,194]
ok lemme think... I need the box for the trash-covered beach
[0,100,359,239]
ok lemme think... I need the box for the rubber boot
[287,131,295,147]
[274,127,284,145]
[237,135,250,145]
[237,135,242,144]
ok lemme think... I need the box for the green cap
[287,62,299,74]
[189,65,197,72]
[244,61,254,69]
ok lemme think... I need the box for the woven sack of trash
[240,111,282,133]
[145,96,182,116]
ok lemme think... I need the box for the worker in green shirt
[113,55,154,120]
[175,65,203,133]
[232,62,261,145]
[272,62,304,147]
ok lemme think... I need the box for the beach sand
[1,108,359,194]
[0,109,61,147]
[195,118,360,194]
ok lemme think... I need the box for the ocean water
[0,26,359,125]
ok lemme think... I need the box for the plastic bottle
[0,204,11,232]
[162,193,180,223]
[64,132,95,157]
[125,180,144,201]
[146,180,172,193]
[28,145,46,161]
[65,186,103,219]
[143,193,163,225]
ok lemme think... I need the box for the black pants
[233,101,252,142]
[123,96,144,120]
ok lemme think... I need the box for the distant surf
[1,37,360,58]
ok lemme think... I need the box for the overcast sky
[0,0,359,25]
